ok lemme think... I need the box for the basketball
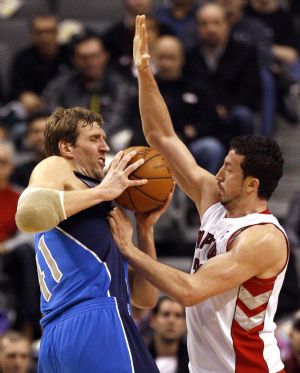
[115,146,173,213]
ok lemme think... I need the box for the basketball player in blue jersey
[15,106,166,373]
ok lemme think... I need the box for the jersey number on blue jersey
[35,235,63,302]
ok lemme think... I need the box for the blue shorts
[38,298,159,373]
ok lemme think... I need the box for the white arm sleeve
[16,187,67,233]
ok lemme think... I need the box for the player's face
[151,300,186,342]
[0,339,31,373]
[216,150,247,209]
[71,123,110,180]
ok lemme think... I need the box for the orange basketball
[115,146,173,212]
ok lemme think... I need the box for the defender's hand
[136,185,175,229]
[133,15,150,71]
[108,208,134,256]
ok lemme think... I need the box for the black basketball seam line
[131,153,169,179]
[122,189,138,211]
[132,185,169,203]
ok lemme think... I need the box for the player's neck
[226,199,268,218]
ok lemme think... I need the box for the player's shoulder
[33,156,71,173]
[29,156,75,187]
[238,223,286,250]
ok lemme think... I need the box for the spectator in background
[245,0,300,123]
[43,33,130,143]
[283,312,300,372]
[11,111,49,188]
[184,2,261,148]
[9,14,71,114]
[103,0,172,79]
[0,141,40,341]
[275,191,300,319]
[153,0,199,51]
[217,0,276,136]
[0,331,34,373]
[148,296,189,373]
[129,34,225,174]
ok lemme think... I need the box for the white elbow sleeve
[15,187,67,233]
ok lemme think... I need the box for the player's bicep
[154,136,219,211]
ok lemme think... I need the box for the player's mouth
[97,157,105,168]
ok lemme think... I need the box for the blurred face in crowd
[0,337,31,373]
[0,142,14,187]
[74,38,109,81]
[171,0,194,10]
[217,0,246,23]
[30,16,58,57]
[26,116,48,156]
[197,3,230,49]
[125,0,153,16]
[153,36,184,81]
[151,299,186,343]
[250,0,278,13]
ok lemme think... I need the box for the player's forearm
[126,243,195,307]
[138,68,175,146]
[131,226,158,308]
[63,187,108,217]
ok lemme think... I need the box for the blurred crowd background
[0,0,300,372]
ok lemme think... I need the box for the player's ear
[58,140,75,159]
[246,177,259,193]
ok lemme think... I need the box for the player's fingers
[124,158,145,176]
[135,15,141,38]
[128,178,148,187]
[109,151,124,169]
[141,23,149,55]
[118,150,140,170]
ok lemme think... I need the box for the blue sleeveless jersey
[34,177,129,327]
[34,173,159,373]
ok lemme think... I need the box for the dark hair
[230,135,284,200]
[26,109,51,131]
[70,31,107,55]
[29,13,58,31]
[152,296,185,316]
[44,107,104,156]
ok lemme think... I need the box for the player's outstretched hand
[133,15,150,71]
[108,208,133,256]
[135,184,175,229]
[98,150,147,201]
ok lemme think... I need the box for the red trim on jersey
[260,209,271,214]
[243,276,277,294]
[236,298,268,319]
[232,319,269,373]
[232,275,277,371]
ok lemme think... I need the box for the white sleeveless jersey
[186,203,288,373]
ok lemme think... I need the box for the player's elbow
[131,293,158,310]
[145,130,163,148]
[16,188,66,233]
[16,204,58,233]
[177,279,203,307]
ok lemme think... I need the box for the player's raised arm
[134,15,219,216]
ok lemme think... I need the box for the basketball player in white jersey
[108,15,288,373]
